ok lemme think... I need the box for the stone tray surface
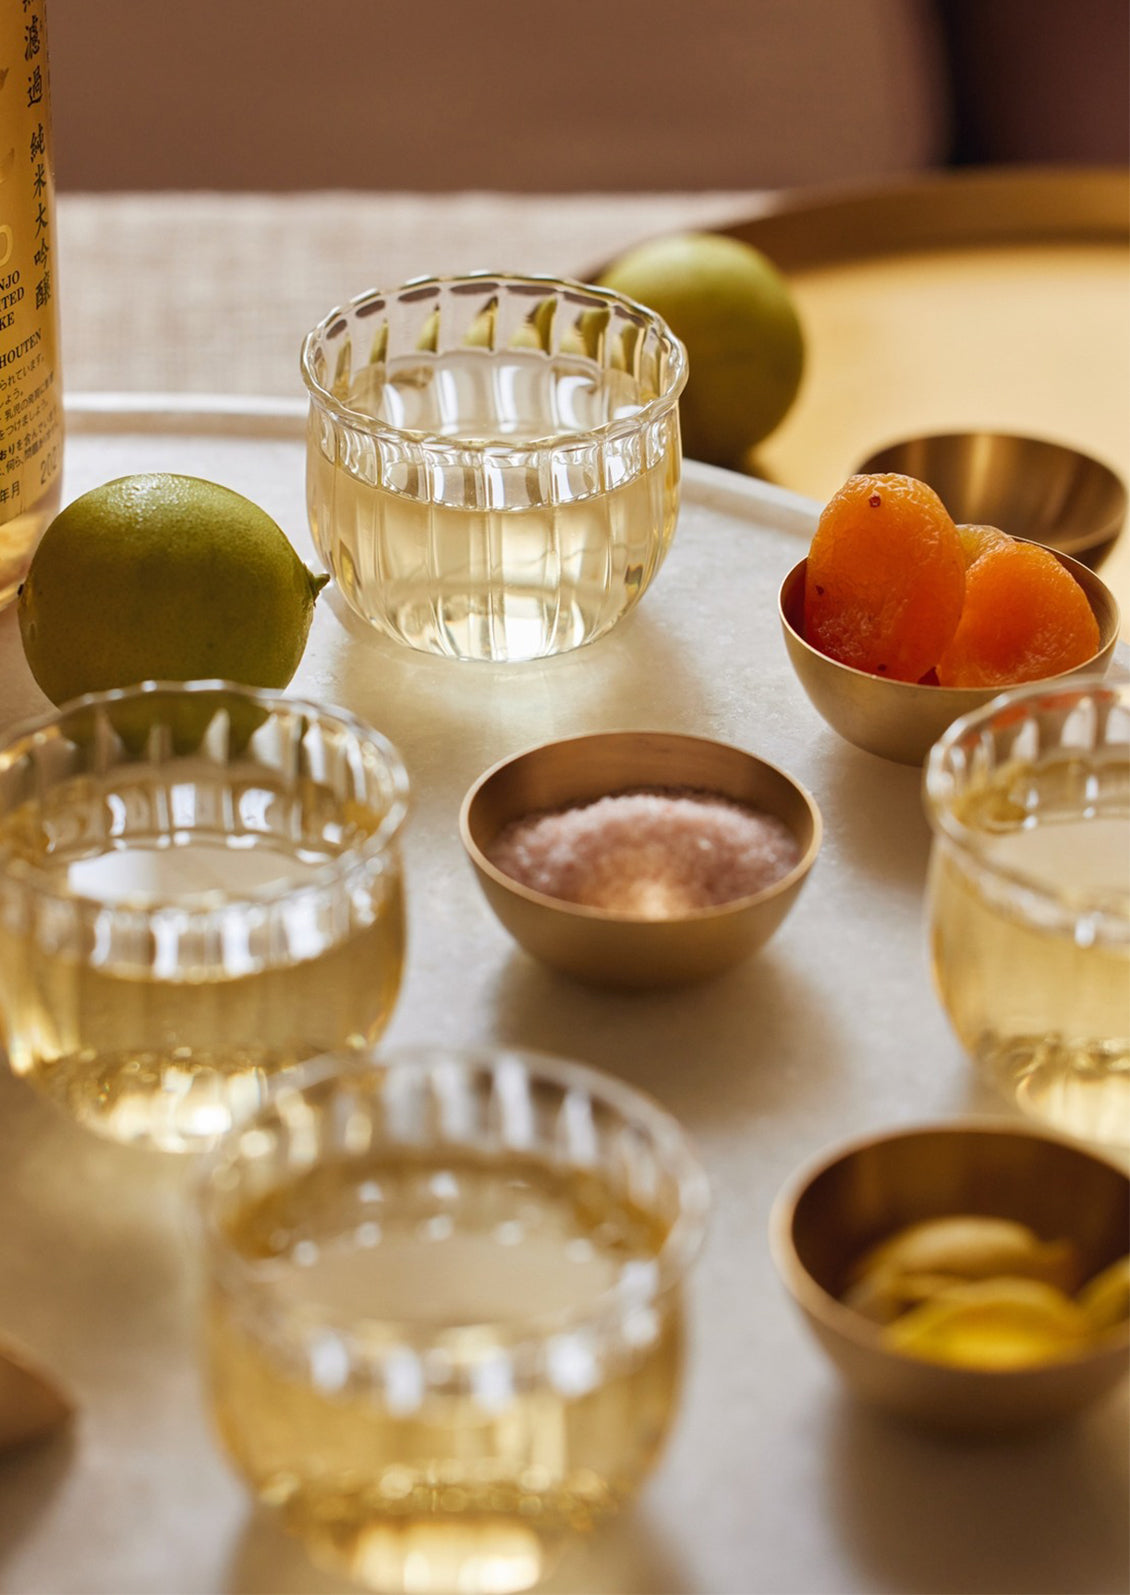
[0,397,1126,1595]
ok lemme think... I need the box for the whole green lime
[18,473,328,706]
[599,232,805,467]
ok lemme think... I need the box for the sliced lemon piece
[849,1215,1080,1294]
[1078,1256,1130,1334]
[842,1268,963,1325]
[883,1277,1091,1370]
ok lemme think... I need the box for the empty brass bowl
[778,548,1119,765]
[855,432,1127,563]
[770,1122,1130,1435]
[459,730,822,988]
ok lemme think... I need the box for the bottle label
[0,0,60,524]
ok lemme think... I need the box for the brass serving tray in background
[631,166,1130,622]
[720,166,1128,272]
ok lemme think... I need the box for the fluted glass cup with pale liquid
[199,1047,710,1595]
[925,677,1130,1151]
[301,273,687,663]
[0,682,408,1151]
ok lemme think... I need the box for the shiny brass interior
[778,549,1120,766]
[459,730,822,989]
[854,431,1127,564]
[770,1122,1130,1434]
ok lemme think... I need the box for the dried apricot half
[957,523,1012,569]
[804,473,966,681]
[936,540,1100,688]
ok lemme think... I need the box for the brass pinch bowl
[459,730,822,989]
[855,431,1127,565]
[778,545,1120,766]
[770,1122,1130,1436]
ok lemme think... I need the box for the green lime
[18,473,328,707]
[599,232,805,467]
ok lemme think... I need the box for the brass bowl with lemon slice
[769,1122,1130,1435]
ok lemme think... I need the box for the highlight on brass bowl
[854,432,1127,565]
[459,730,822,989]
[778,549,1119,766]
[770,1122,1130,1435]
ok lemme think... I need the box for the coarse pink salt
[485,787,801,919]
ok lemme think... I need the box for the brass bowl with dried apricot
[769,1122,1130,1435]
[779,472,1120,764]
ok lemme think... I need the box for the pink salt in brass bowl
[459,730,822,989]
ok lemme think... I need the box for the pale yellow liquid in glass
[207,1152,682,1594]
[307,349,680,661]
[930,766,1130,1148]
[0,772,404,1150]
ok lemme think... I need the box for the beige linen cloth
[56,190,769,399]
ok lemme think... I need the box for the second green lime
[599,232,805,468]
[18,473,328,706]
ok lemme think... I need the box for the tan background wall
[45,0,953,192]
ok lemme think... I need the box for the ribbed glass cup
[0,682,409,1152]
[301,273,688,663]
[924,676,1130,1149]
[199,1045,709,1594]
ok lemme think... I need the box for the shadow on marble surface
[485,935,838,1137]
[823,1386,1130,1595]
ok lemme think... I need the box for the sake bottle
[0,0,61,608]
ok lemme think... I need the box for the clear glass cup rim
[0,677,410,912]
[299,269,690,452]
[199,1043,711,1344]
[923,672,1129,920]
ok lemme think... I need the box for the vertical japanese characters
[0,0,61,607]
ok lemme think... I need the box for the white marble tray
[0,398,1126,1595]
